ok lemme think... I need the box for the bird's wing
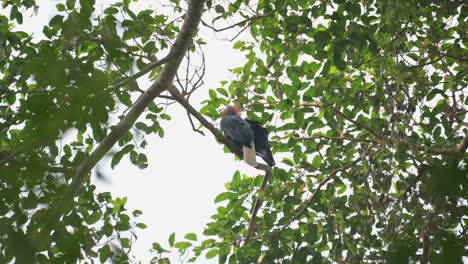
[220,115,257,166]
[246,119,275,167]
[221,115,254,147]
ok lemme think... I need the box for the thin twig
[110,55,174,91]
[200,11,274,32]
[331,107,382,140]
[296,135,378,144]
[187,111,205,136]
[280,144,375,231]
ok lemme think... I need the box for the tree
[0,0,466,263]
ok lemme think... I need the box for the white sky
[3,1,260,262]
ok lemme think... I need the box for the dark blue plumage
[220,105,275,167]
[220,114,255,149]
[246,120,275,167]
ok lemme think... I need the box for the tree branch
[456,131,468,153]
[244,171,271,243]
[331,107,382,140]
[296,135,378,144]
[167,85,273,243]
[280,144,375,231]
[110,55,175,91]
[186,110,205,136]
[331,107,464,155]
[47,0,206,234]
[167,84,272,172]
[200,11,274,32]
[397,139,462,155]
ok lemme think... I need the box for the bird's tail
[243,143,257,167]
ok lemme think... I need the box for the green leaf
[174,241,192,250]
[87,212,102,225]
[132,210,143,217]
[158,128,165,138]
[233,41,244,49]
[184,233,197,241]
[206,249,219,259]
[66,0,76,9]
[99,245,112,263]
[136,223,147,229]
[56,3,66,11]
[229,254,238,264]
[314,31,331,48]
[312,155,322,168]
[337,184,347,195]
[284,196,301,204]
[217,88,229,97]
[160,113,171,120]
[209,89,217,99]
[169,232,175,247]
[351,76,362,91]
[104,7,119,15]
[282,158,295,166]
[152,242,169,253]
[214,5,225,13]
[214,192,233,203]
[320,61,331,75]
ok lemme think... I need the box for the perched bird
[220,105,275,167]
[220,104,257,167]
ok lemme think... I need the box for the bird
[220,104,275,167]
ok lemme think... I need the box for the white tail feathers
[243,143,257,167]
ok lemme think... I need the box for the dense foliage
[196,0,467,262]
[0,0,466,263]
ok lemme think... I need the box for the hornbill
[220,105,275,167]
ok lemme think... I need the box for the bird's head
[223,103,242,117]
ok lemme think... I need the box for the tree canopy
[0,0,466,263]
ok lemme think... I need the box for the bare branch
[110,55,174,92]
[156,94,175,100]
[200,11,274,33]
[187,110,205,136]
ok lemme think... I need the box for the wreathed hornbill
[220,105,275,167]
